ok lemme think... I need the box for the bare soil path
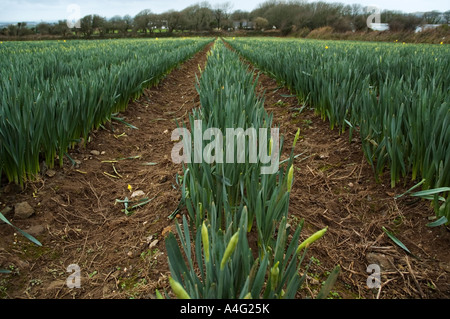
[0,39,448,299]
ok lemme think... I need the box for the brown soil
[0,39,449,299]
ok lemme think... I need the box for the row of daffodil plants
[163,39,339,299]
[0,38,212,186]
[225,37,449,224]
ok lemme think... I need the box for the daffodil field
[164,39,337,299]
[226,37,450,223]
[1,35,448,299]
[0,38,212,186]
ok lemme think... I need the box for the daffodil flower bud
[202,221,210,262]
[296,227,328,255]
[269,137,273,156]
[287,165,294,192]
[155,289,164,299]
[220,230,239,270]
[293,128,300,147]
[169,277,191,299]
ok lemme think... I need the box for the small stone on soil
[14,202,34,219]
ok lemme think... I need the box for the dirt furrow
[0,42,212,299]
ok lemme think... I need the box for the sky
[0,0,449,23]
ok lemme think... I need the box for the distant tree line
[1,0,449,38]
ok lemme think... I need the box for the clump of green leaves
[164,39,338,299]
[165,207,338,299]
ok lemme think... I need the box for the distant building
[369,22,446,33]
[369,23,389,32]
[233,20,253,30]
[415,24,443,32]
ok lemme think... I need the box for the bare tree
[108,15,122,34]
[231,10,249,21]
[92,15,106,36]
[250,0,278,21]
[182,2,213,31]
[54,20,70,36]
[108,15,132,35]
[7,24,18,36]
[16,22,33,36]
[423,11,443,24]
[36,22,52,35]
[444,10,450,24]
[387,13,423,32]
[213,2,233,29]
[122,15,133,34]
[134,9,152,34]
[163,10,182,33]
[80,15,93,36]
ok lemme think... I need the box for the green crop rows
[164,39,337,299]
[226,37,449,223]
[1,36,448,298]
[0,38,212,185]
